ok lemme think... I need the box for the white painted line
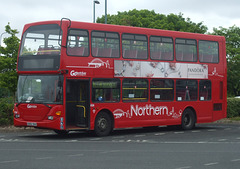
[204,162,218,166]
[134,135,146,137]
[191,130,200,133]
[99,150,120,154]
[0,160,19,164]
[208,129,217,132]
[231,159,240,162]
[35,157,53,160]
[90,138,102,141]
[175,166,192,169]
[68,154,84,157]
[224,128,231,130]
[155,133,166,136]
[174,131,184,134]
[218,139,227,141]
[236,137,240,140]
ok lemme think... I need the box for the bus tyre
[181,108,196,130]
[94,112,112,137]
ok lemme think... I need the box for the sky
[1,0,240,42]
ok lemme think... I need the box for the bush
[0,97,14,126]
[227,98,240,118]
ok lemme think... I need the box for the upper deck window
[20,24,61,56]
[18,24,61,71]
[150,36,173,61]
[122,34,148,59]
[91,31,120,58]
[67,29,89,56]
[199,41,219,63]
[176,38,197,62]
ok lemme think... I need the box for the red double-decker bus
[14,19,227,136]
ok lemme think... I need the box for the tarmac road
[0,123,240,169]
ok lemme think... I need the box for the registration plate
[27,122,37,127]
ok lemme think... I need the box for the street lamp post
[0,32,7,47]
[105,0,107,24]
[93,0,100,23]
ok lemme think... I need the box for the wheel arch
[183,106,197,123]
[96,108,115,129]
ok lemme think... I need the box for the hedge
[0,97,14,126]
[227,98,240,118]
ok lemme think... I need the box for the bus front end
[14,75,64,130]
[14,22,66,131]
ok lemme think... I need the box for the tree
[97,9,208,34]
[212,26,240,96]
[0,23,20,96]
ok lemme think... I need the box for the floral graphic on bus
[113,109,131,119]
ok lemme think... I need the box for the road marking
[191,130,200,133]
[224,128,231,130]
[174,131,184,134]
[155,133,166,136]
[204,162,218,166]
[236,137,240,140]
[35,157,53,160]
[231,159,240,162]
[99,150,120,154]
[0,160,19,164]
[207,129,217,132]
[90,138,102,141]
[176,166,192,169]
[218,139,227,141]
[68,154,84,157]
[134,134,146,137]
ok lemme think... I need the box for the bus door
[66,79,90,128]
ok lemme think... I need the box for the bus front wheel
[181,108,196,130]
[94,112,112,137]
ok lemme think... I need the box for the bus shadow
[18,124,219,140]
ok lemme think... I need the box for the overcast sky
[1,0,240,40]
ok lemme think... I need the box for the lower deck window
[176,80,198,101]
[122,79,148,101]
[92,79,120,102]
[150,79,174,101]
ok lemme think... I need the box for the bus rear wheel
[94,112,112,137]
[181,108,196,130]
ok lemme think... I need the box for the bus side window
[150,79,174,101]
[150,36,174,61]
[122,79,148,102]
[122,34,148,60]
[175,39,197,62]
[176,80,198,101]
[199,80,211,101]
[199,41,219,63]
[91,31,120,58]
[67,29,89,57]
[92,79,120,103]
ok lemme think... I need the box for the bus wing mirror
[58,18,71,48]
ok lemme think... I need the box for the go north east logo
[113,105,182,119]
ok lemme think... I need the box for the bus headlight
[48,116,54,120]
[14,111,20,118]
